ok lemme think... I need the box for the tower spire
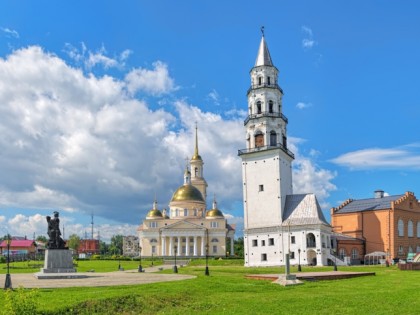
[192,122,202,160]
[255,29,273,66]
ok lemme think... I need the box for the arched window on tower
[256,101,262,114]
[270,131,277,146]
[254,131,264,148]
[268,100,274,113]
[267,76,271,85]
[258,76,262,86]
[249,106,252,115]
[194,167,198,177]
[282,134,287,148]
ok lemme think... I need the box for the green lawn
[1,260,419,314]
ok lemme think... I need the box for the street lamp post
[138,246,143,272]
[4,235,12,290]
[118,248,121,271]
[205,244,209,276]
[298,248,302,272]
[333,249,338,271]
[173,245,178,273]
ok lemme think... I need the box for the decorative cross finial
[261,26,265,37]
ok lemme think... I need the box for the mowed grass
[1,260,420,314]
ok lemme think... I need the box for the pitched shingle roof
[334,194,404,214]
[282,194,330,226]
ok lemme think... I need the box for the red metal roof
[0,240,36,248]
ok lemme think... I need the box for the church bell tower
[239,30,294,232]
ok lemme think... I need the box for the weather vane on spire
[261,26,265,37]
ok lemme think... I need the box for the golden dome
[146,209,163,218]
[206,209,224,218]
[171,184,204,202]
[191,153,202,161]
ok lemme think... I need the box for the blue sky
[0,1,419,241]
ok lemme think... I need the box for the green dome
[171,184,204,202]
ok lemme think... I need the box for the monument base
[273,274,304,286]
[35,249,86,279]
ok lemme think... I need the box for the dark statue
[46,211,67,249]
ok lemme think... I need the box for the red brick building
[331,190,420,262]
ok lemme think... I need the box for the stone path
[0,265,195,289]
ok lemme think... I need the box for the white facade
[240,33,332,267]
[138,128,235,258]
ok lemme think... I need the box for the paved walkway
[0,265,195,289]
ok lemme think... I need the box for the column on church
[201,236,205,256]
[169,236,173,256]
[185,237,189,256]
[193,236,198,256]
[161,237,166,256]
[177,237,181,256]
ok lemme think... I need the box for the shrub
[2,287,38,315]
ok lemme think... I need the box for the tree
[110,234,123,255]
[67,234,81,251]
[36,235,48,243]
[234,237,244,258]
[99,240,109,255]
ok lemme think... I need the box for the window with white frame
[398,219,404,237]
[339,248,346,260]
[408,220,414,237]
[351,248,358,260]
[210,221,219,228]
[149,221,158,228]
[398,245,404,254]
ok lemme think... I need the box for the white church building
[239,32,335,267]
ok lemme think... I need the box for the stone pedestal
[42,249,76,273]
[35,249,86,279]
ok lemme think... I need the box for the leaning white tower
[239,31,295,266]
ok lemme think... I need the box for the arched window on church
[184,208,188,216]
[306,233,316,248]
[194,167,198,177]
[268,100,274,113]
[270,131,277,147]
[282,134,287,148]
[398,219,404,237]
[258,76,262,86]
[267,76,271,85]
[256,101,262,114]
[254,131,264,148]
[408,220,413,237]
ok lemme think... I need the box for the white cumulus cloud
[330,144,420,170]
